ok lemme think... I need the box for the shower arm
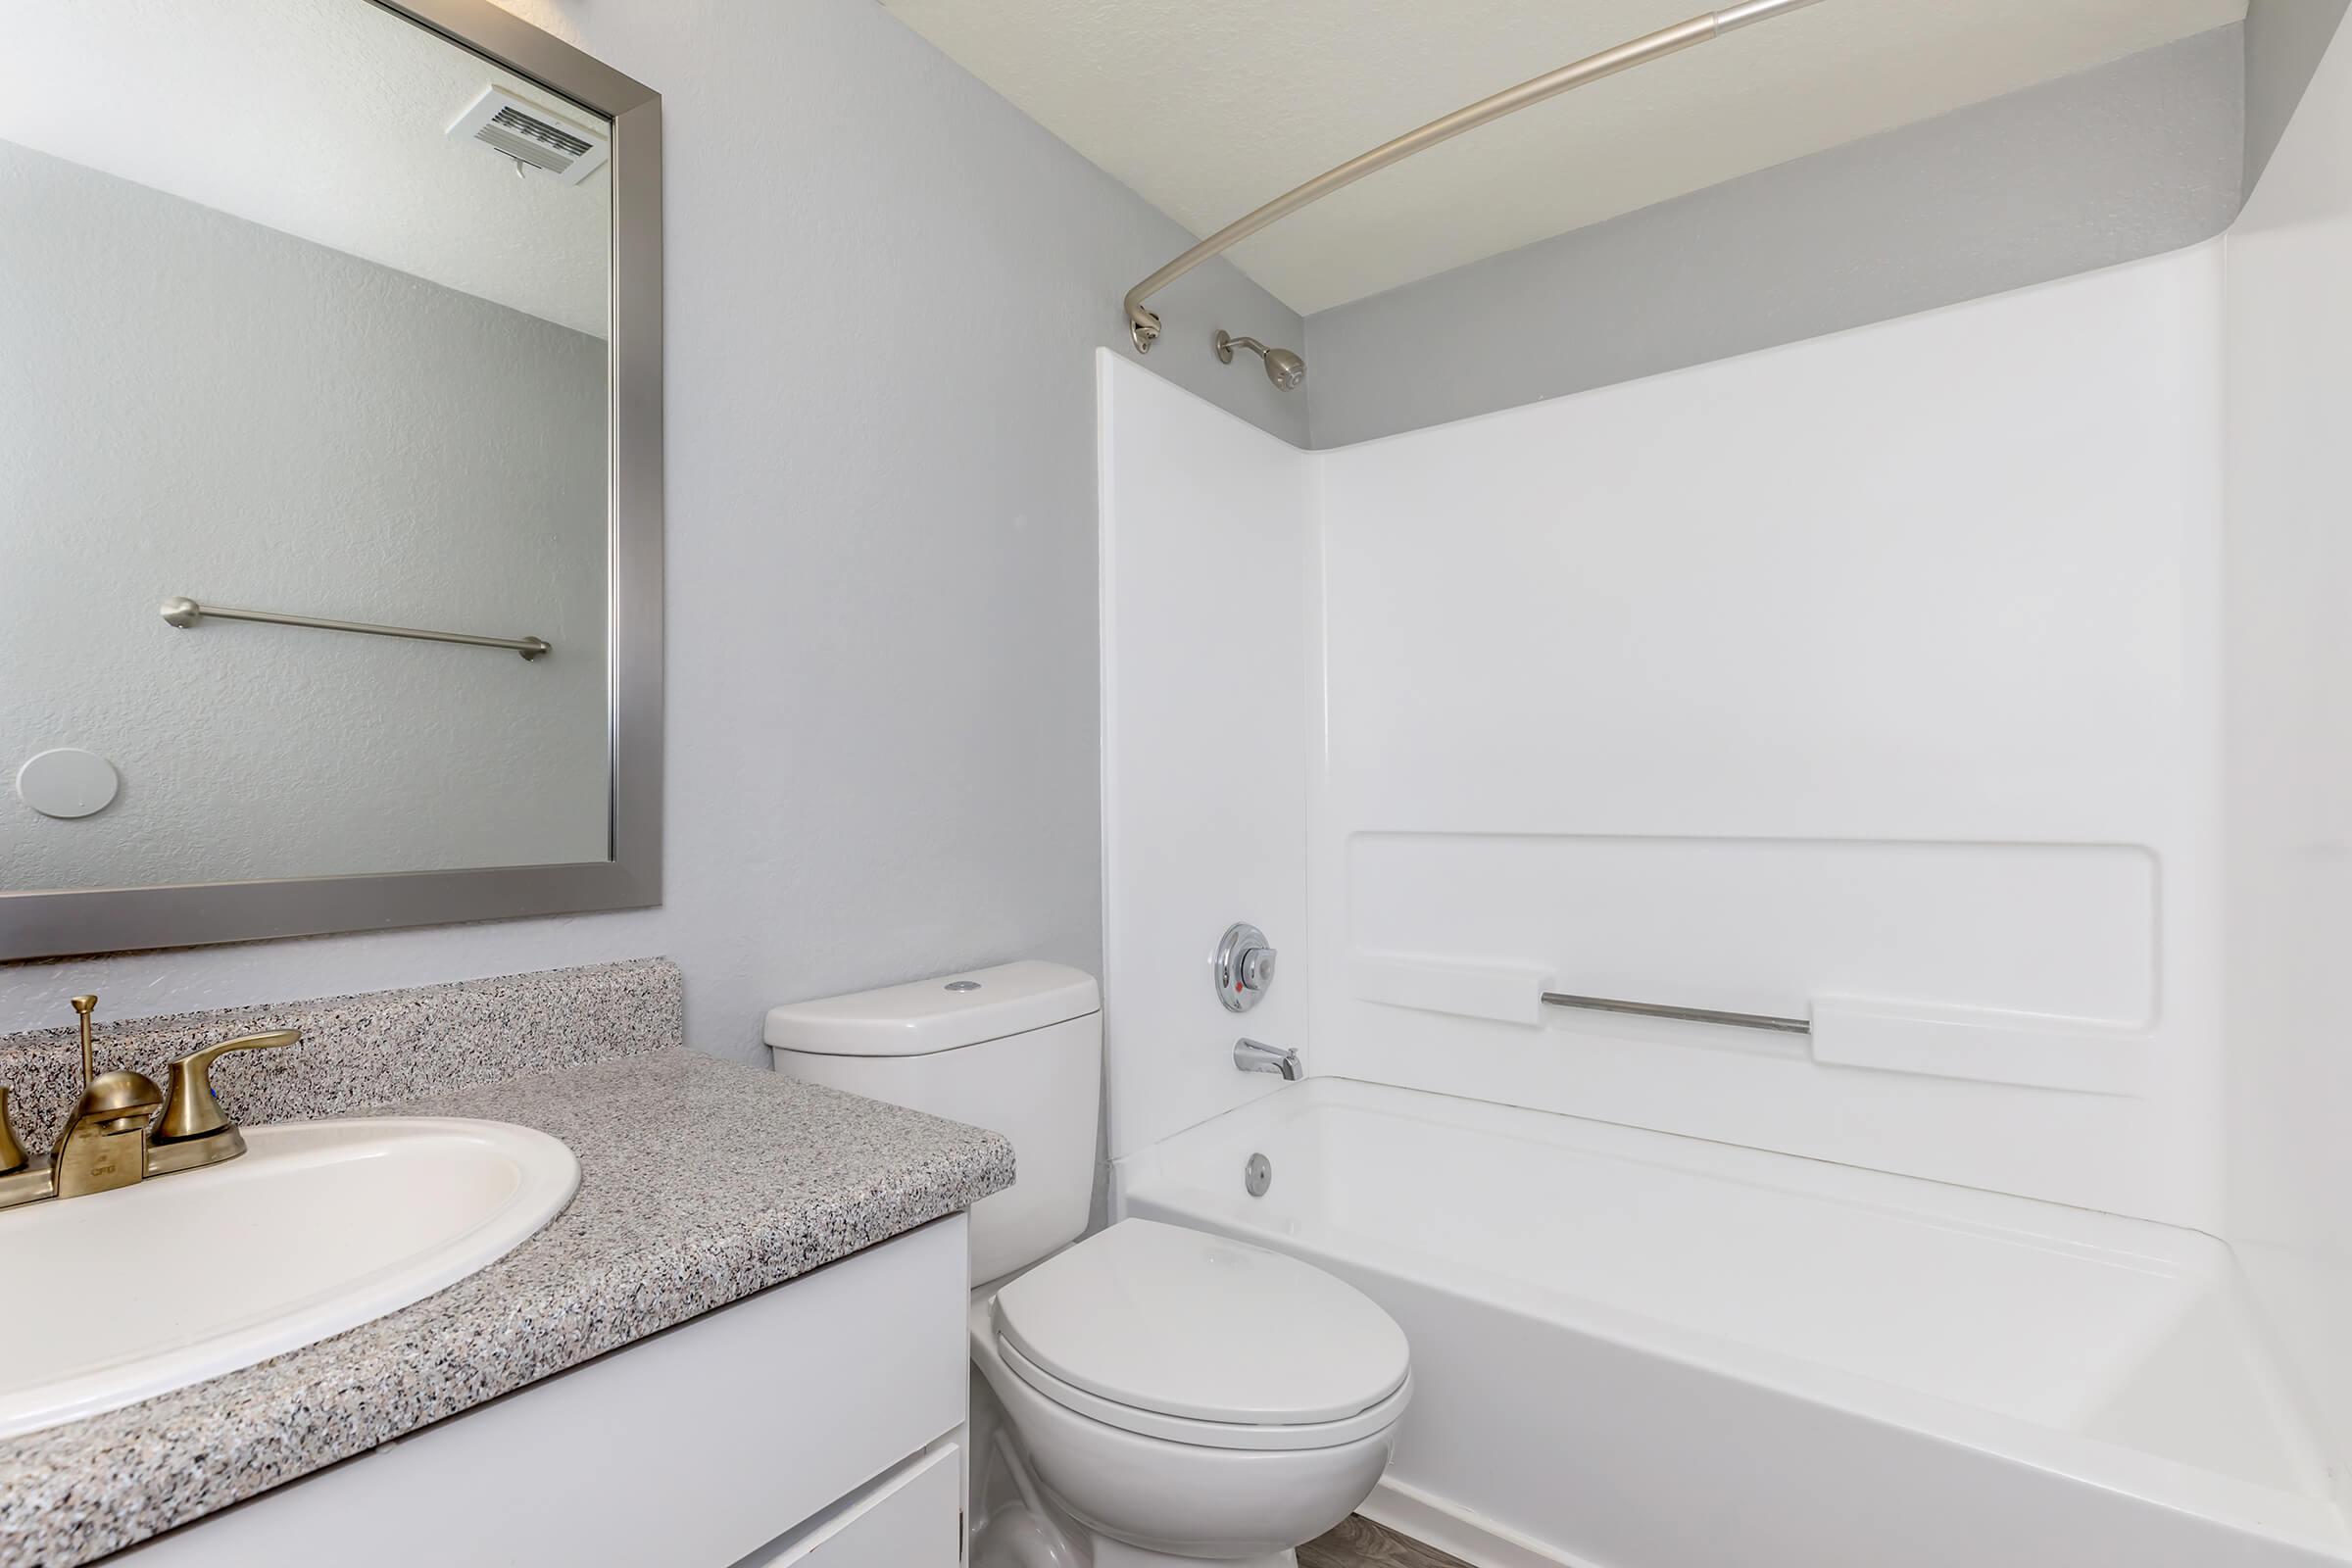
[1121,0,1829,353]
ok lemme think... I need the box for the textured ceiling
[0,0,610,335]
[881,0,2247,314]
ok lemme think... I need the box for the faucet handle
[1215,923,1279,1013]
[156,1028,302,1144]
[0,1087,25,1177]
[70,994,97,1090]
[0,1086,50,1207]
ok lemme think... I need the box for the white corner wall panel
[1098,352,1317,1158]
[2223,7,2352,1515]
[1309,248,2229,1227]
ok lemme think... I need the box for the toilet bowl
[970,1219,1410,1566]
[765,963,1413,1566]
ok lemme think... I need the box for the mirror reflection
[1,0,613,892]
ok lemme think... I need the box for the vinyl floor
[1298,1514,1476,1568]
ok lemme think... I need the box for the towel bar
[161,597,549,661]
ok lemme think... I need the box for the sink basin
[0,1117,579,1439]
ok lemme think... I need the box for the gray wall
[2245,0,2352,194]
[0,0,1306,1042]
[1304,25,2246,448]
[1,139,611,892]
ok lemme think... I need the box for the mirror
[0,0,662,959]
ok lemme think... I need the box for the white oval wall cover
[16,749,121,819]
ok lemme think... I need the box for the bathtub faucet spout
[1234,1038,1301,1082]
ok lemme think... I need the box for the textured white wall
[0,0,615,336]
[2223,11,2352,1510]
[2244,0,2352,194]
[0,139,610,891]
[881,0,2246,318]
[0,0,1307,1050]
[1303,27,2245,448]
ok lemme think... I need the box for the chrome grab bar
[1540,992,1810,1036]
[161,597,549,661]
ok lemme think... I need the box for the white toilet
[766,960,1410,1568]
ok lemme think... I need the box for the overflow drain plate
[1244,1152,1272,1198]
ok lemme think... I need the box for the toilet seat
[994,1331,1413,1451]
[989,1219,1411,1447]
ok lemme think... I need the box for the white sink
[0,1117,580,1439]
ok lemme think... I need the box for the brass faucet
[0,994,301,1209]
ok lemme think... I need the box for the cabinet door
[118,1216,969,1567]
[742,1443,960,1568]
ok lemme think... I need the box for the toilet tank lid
[763,960,1100,1057]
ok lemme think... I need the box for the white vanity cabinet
[118,1216,971,1567]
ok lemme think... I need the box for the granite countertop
[0,1049,1014,1567]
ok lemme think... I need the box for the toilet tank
[765,960,1102,1285]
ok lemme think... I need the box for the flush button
[945,981,981,993]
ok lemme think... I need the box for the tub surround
[0,957,683,1159]
[0,982,1014,1566]
[1101,243,2230,1228]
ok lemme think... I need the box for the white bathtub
[1115,1078,2350,1568]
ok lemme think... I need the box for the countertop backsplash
[0,957,682,1158]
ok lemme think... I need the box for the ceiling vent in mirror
[448,85,610,185]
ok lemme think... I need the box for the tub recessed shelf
[1348,953,2152,1098]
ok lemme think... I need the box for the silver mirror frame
[0,0,662,961]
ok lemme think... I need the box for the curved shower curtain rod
[1122,0,1831,354]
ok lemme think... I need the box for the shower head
[1214,329,1307,391]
